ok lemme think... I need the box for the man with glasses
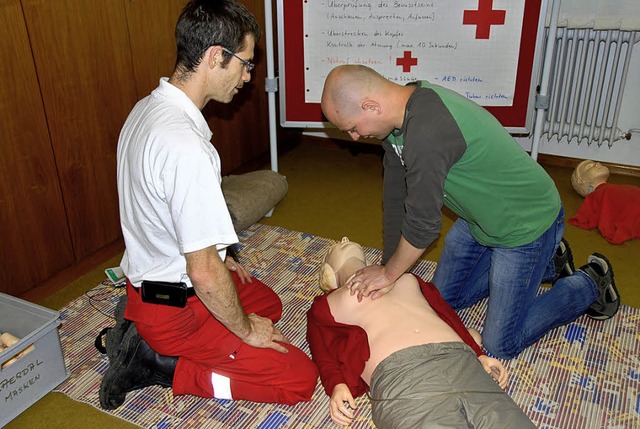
[222,47,255,73]
[99,0,317,409]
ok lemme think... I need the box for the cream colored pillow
[222,170,288,232]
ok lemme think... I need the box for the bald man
[320,65,620,359]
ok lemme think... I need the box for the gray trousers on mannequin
[369,342,536,429]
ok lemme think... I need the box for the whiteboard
[276,0,547,133]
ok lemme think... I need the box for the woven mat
[54,224,640,428]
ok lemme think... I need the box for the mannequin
[0,332,35,368]
[306,237,535,428]
[569,160,640,244]
[571,160,611,197]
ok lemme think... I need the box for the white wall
[516,40,640,166]
[303,42,640,167]
[292,0,640,167]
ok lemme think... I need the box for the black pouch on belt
[141,280,189,308]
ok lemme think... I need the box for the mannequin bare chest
[327,274,463,383]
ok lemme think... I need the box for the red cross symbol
[463,0,506,39]
[396,51,417,73]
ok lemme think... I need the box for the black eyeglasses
[222,47,255,72]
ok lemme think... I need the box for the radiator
[542,27,639,148]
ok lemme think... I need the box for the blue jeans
[432,207,597,359]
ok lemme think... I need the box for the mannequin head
[571,160,610,197]
[318,237,367,292]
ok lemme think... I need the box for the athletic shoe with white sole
[579,253,620,320]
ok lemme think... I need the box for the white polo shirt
[117,78,238,287]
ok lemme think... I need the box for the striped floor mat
[54,224,640,428]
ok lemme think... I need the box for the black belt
[131,285,197,297]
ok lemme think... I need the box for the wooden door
[124,0,186,100]
[0,0,74,295]
[125,0,270,175]
[21,0,139,260]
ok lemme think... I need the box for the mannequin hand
[329,383,357,426]
[224,255,252,284]
[345,265,395,301]
[478,355,508,389]
[243,313,289,353]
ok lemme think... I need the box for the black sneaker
[580,253,620,320]
[99,323,177,410]
[554,238,575,281]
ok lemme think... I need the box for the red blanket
[568,183,640,245]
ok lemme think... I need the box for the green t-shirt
[383,81,560,249]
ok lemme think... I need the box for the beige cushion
[222,170,288,232]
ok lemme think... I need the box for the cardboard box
[0,293,69,427]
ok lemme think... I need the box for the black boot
[99,322,178,410]
[95,294,131,360]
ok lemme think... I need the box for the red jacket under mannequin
[569,183,640,245]
[306,274,484,398]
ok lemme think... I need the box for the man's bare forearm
[384,236,426,282]
[186,246,252,340]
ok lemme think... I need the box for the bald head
[321,65,412,140]
[321,65,385,119]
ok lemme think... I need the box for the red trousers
[124,273,317,405]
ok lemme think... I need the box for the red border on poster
[279,0,543,130]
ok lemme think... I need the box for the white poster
[303,0,526,106]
